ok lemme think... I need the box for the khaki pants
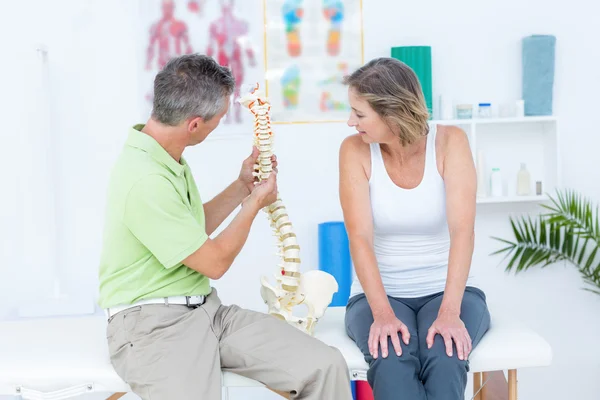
[106,289,352,399]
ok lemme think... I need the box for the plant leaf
[490,188,600,295]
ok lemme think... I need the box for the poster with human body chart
[138,0,264,136]
[264,0,364,123]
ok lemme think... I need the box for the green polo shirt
[97,124,210,308]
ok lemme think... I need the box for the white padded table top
[0,315,130,396]
[0,306,552,396]
[316,307,553,377]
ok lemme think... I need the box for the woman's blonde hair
[343,57,430,146]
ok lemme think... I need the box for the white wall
[1,0,598,399]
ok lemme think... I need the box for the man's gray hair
[152,54,235,126]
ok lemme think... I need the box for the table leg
[473,372,482,400]
[508,370,517,400]
[106,393,127,400]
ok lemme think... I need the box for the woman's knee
[368,350,421,382]
[420,339,468,379]
[419,344,468,399]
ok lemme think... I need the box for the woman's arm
[339,135,410,358]
[339,135,389,316]
[426,125,477,360]
[441,126,477,314]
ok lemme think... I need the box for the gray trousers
[106,288,353,400]
[345,286,491,400]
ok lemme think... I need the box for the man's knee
[313,345,348,374]
[330,346,349,372]
[288,345,349,394]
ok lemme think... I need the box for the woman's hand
[369,310,410,359]
[426,312,472,360]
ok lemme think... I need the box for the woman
[339,57,491,400]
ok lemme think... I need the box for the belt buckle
[185,295,203,308]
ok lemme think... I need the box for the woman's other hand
[426,312,472,360]
[369,310,410,359]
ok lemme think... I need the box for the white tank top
[349,124,476,299]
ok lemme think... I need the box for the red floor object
[356,380,374,400]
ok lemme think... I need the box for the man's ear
[187,116,204,132]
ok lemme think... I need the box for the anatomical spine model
[238,84,338,336]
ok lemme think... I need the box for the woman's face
[347,87,396,144]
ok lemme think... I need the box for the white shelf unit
[431,116,560,204]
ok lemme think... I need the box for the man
[98,54,352,400]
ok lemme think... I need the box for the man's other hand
[238,146,278,194]
[245,171,278,211]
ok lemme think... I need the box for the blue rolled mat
[318,221,352,306]
[522,34,556,116]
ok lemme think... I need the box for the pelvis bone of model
[238,84,338,336]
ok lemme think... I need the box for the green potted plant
[491,189,600,295]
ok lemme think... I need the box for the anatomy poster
[264,0,364,123]
[138,0,264,135]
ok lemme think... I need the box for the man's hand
[238,146,278,194]
[243,171,278,212]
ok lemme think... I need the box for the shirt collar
[126,124,186,176]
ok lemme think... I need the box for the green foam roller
[390,46,432,116]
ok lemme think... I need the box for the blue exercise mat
[318,221,352,306]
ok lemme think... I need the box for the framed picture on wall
[263,0,365,124]
[136,0,265,137]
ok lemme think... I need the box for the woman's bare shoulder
[435,125,470,153]
[340,133,370,157]
[434,125,471,176]
[340,133,372,179]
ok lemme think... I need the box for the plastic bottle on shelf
[478,103,492,118]
[490,168,503,197]
[517,163,531,195]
